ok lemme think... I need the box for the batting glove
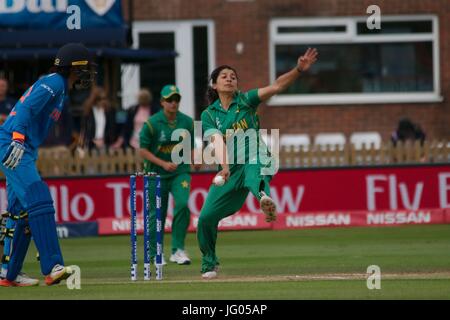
[2,133,26,170]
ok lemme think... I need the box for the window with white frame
[269,16,441,106]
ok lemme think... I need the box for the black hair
[395,117,426,144]
[48,65,71,78]
[396,118,416,140]
[204,65,238,105]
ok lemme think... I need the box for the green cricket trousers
[197,163,271,273]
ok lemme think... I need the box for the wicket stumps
[155,175,163,280]
[130,172,163,281]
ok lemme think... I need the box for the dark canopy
[0,47,177,62]
[0,27,177,62]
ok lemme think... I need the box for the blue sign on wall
[57,221,99,238]
[0,0,123,29]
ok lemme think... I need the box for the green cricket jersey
[140,110,194,178]
[201,89,269,168]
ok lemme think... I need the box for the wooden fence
[0,140,448,178]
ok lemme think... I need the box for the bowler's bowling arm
[210,133,229,171]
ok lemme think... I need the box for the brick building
[122,0,450,141]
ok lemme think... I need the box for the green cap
[160,85,181,99]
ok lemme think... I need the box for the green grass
[1,225,450,299]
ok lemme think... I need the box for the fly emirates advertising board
[1,165,449,234]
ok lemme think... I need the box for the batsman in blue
[0,43,96,287]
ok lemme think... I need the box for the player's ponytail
[205,86,219,106]
[204,65,238,105]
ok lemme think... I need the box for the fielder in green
[198,48,318,279]
[139,85,198,265]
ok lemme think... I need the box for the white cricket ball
[213,175,225,186]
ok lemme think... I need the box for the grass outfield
[1,224,450,299]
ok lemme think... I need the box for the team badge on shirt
[181,180,189,188]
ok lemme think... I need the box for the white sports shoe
[154,254,167,266]
[0,272,40,287]
[14,273,40,286]
[169,249,191,265]
[201,271,217,280]
[45,264,73,286]
[259,191,277,222]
